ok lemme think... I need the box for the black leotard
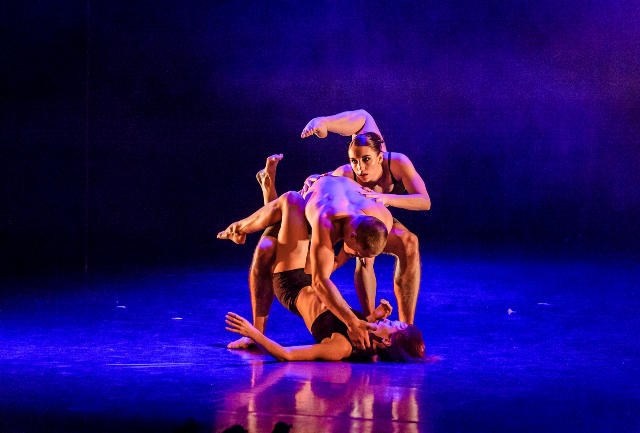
[352,152,406,194]
[272,268,373,359]
[310,309,367,343]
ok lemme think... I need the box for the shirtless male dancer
[218,175,394,350]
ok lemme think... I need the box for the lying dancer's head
[345,215,388,258]
[369,319,426,362]
[348,132,385,183]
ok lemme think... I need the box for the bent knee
[253,237,277,268]
[281,191,305,208]
[401,231,420,258]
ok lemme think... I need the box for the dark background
[2,1,639,274]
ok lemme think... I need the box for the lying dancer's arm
[225,312,351,361]
[300,110,385,151]
[360,153,431,211]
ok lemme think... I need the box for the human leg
[227,155,288,349]
[227,232,277,349]
[217,191,295,244]
[383,220,420,324]
[272,191,309,273]
[256,154,283,204]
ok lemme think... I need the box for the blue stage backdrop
[1,1,639,273]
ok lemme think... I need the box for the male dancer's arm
[309,217,375,350]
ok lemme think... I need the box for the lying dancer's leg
[256,153,282,204]
[227,155,282,349]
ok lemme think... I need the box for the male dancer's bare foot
[217,223,247,244]
[227,336,255,349]
[256,153,283,190]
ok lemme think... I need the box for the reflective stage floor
[1,251,639,432]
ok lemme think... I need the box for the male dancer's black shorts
[272,268,311,317]
[263,222,281,239]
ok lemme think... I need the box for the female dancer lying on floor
[223,189,425,362]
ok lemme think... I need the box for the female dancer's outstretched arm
[225,312,352,361]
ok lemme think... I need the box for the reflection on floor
[0,251,639,432]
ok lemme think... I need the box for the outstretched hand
[225,312,259,340]
[217,223,247,244]
[301,118,328,139]
[347,320,377,350]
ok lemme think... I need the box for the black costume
[272,268,371,358]
[352,152,406,194]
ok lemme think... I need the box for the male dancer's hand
[348,320,377,350]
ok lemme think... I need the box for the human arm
[332,246,352,272]
[225,312,351,361]
[309,218,376,350]
[360,153,431,211]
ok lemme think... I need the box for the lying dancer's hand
[300,118,328,138]
[348,319,377,351]
[217,223,247,244]
[225,312,260,340]
[370,299,393,321]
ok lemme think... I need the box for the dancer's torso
[304,176,393,243]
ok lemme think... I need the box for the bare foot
[300,118,328,138]
[256,153,283,189]
[217,223,247,244]
[227,336,255,349]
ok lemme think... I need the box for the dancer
[219,175,393,350]
[228,110,430,350]
[302,118,430,323]
[222,182,424,362]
